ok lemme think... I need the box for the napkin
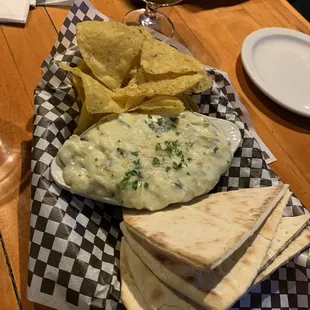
[36,0,75,5]
[0,0,30,24]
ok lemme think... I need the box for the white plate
[241,27,310,117]
[51,115,241,206]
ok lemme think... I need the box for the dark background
[289,0,310,21]
[131,0,310,22]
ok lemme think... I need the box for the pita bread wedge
[260,214,310,271]
[121,190,291,310]
[121,238,200,310]
[120,238,149,310]
[124,184,288,270]
[255,227,310,285]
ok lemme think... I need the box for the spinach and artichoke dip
[57,111,232,211]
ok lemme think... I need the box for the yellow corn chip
[59,63,124,114]
[129,96,184,115]
[77,21,145,90]
[141,37,204,75]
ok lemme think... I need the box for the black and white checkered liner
[28,1,310,309]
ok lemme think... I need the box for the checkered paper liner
[28,1,310,309]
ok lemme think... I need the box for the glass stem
[139,1,159,29]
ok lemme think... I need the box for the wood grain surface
[0,0,309,308]
[0,234,19,310]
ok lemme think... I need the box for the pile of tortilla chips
[60,21,213,134]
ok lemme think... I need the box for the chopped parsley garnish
[133,159,140,168]
[214,146,219,153]
[148,122,155,130]
[117,176,131,190]
[170,117,178,128]
[144,182,149,189]
[132,180,138,190]
[125,170,137,177]
[155,143,162,151]
[172,162,183,170]
[117,156,147,190]
[163,140,179,156]
[154,139,193,171]
[152,157,160,166]
[187,172,190,175]
[176,149,183,157]
[117,147,124,155]
[131,151,138,156]
[146,116,179,132]
[176,132,180,136]
[117,139,121,143]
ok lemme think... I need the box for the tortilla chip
[191,70,213,93]
[141,37,204,75]
[74,105,104,135]
[59,63,124,114]
[72,75,85,103]
[177,94,200,112]
[77,59,92,75]
[77,21,145,90]
[129,96,184,115]
[114,72,204,98]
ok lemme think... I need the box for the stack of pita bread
[119,184,310,310]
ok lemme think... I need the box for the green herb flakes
[148,123,155,130]
[157,118,163,126]
[152,157,160,166]
[155,143,162,151]
[172,162,183,170]
[117,147,124,155]
[132,180,138,190]
[133,159,140,168]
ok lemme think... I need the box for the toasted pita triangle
[124,184,288,270]
[120,238,198,310]
[121,188,291,310]
[260,214,310,271]
[254,227,310,285]
[120,238,150,310]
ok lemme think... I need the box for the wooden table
[0,0,309,308]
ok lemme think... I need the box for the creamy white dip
[57,111,232,210]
